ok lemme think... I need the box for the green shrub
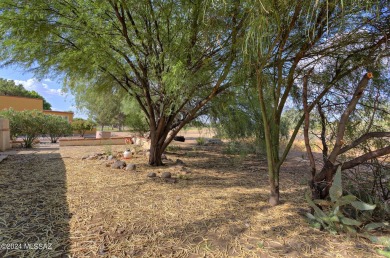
[196,137,206,145]
[306,167,388,235]
[0,108,46,148]
[71,118,95,137]
[44,115,72,143]
[223,141,261,156]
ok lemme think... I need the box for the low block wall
[59,137,127,147]
[0,118,11,151]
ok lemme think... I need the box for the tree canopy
[0,78,52,110]
[0,0,245,165]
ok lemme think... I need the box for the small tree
[0,109,46,148]
[45,115,72,143]
[71,118,95,137]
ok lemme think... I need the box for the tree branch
[338,132,390,155]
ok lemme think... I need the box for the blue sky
[0,65,87,118]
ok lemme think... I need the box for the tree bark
[149,141,164,166]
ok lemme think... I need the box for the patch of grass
[166,144,181,152]
[103,144,112,155]
[196,137,206,145]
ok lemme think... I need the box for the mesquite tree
[0,0,245,165]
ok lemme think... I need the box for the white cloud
[13,78,64,96]
[47,88,64,96]
[14,78,39,91]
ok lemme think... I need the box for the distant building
[0,95,73,122]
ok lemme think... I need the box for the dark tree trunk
[147,118,171,166]
[149,142,164,166]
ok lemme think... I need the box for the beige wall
[60,137,127,146]
[0,95,43,111]
[43,110,74,123]
[0,118,11,151]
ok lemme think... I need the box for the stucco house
[0,95,73,122]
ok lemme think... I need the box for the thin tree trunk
[302,70,316,178]
[317,102,328,164]
[257,69,280,206]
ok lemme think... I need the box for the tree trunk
[149,141,164,166]
[148,118,171,166]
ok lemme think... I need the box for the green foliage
[196,137,206,145]
[72,83,123,130]
[103,145,113,156]
[223,141,261,157]
[0,108,46,148]
[121,96,149,133]
[0,78,52,110]
[305,167,389,235]
[71,118,95,137]
[44,115,72,143]
[166,144,180,152]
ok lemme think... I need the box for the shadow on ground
[0,151,70,257]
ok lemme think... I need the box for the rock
[207,138,223,145]
[111,160,126,169]
[144,131,151,139]
[164,178,177,183]
[81,155,89,160]
[147,172,157,178]
[0,155,8,163]
[126,164,136,171]
[175,159,185,165]
[107,155,114,160]
[161,172,171,178]
[134,137,142,145]
[105,163,111,167]
[173,136,185,142]
[161,153,167,160]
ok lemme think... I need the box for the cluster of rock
[206,139,223,145]
[109,160,137,171]
[146,159,191,183]
[81,152,137,171]
[81,152,191,181]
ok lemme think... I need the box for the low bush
[0,108,46,147]
[72,118,95,137]
[45,115,72,143]
[196,137,206,145]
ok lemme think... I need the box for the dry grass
[0,142,386,257]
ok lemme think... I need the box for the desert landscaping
[0,129,386,257]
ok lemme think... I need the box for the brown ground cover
[0,134,385,257]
